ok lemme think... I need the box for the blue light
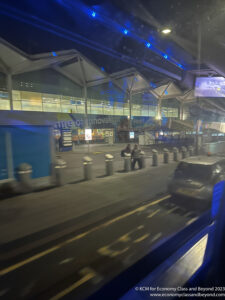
[52,52,57,57]
[150,82,157,88]
[101,67,105,71]
[123,29,128,35]
[164,90,168,95]
[146,42,152,48]
[178,63,183,68]
[91,11,96,18]
[211,181,225,218]
[164,54,168,59]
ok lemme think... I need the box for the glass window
[0,91,10,110]
[20,91,42,111]
[42,94,61,112]
[61,96,78,113]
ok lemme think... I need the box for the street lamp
[161,28,172,35]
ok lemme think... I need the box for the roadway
[0,193,207,300]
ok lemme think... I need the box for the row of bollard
[11,145,195,192]
[152,145,194,167]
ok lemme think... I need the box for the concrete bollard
[124,153,131,172]
[140,151,146,169]
[181,146,187,159]
[152,149,158,166]
[173,147,179,162]
[17,163,33,193]
[105,154,114,176]
[188,145,194,156]
[54,156,67,186]
[83,156,93,181]
[163,148,169,164]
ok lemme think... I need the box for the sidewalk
[0,161,177,244]
[59,151,166,185]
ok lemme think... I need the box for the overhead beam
[53,66,83,87]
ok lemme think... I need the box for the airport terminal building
[0,39,191,145]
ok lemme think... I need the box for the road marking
[49,268,96,300]
[133,233,150,243]
[59,257,74,265]
[184,211,194,218]
[147,209,160,218]
[118,234,130,242]
[151,232,162,242]
[0,194,170,276]
[98,246,129,258]
[165,207,178,215]
[186,217,198,226]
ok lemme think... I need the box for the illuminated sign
[195,77,225,97]
[85,129,92,141]
[129,131,134,139]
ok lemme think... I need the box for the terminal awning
[177,89,196,103]
[0,38,108,88]
[151,81,182,99]
[57,53,108,87]
[110,68,150,94]
[0,38,76,76]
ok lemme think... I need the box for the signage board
[85,129,92,141]
[129,131,134,139]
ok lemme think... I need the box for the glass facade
[0,69,179,118]
[0,89,179,117]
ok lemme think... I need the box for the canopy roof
[1,37,219,111]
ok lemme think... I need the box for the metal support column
[83,85,88,129]
[156,97,162,125]
[7,74,13,110]
[78,55,88,128]
[180,102,184,120]
[128,91,132,129]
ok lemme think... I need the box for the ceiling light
[161,28,171,35]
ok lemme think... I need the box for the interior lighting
[146,42,152,48]
[164,54,168,59]
[123,29,128,35]
[91,11,96,18]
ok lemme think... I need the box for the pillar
[7,74,13,110]
[83,85,88,129]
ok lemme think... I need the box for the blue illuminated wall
[0,126,51,180]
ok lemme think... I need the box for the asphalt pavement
[0,144,203,300]
[0,193,206,300]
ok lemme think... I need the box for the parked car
[168,156,225,201]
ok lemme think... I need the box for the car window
[175,162,212,181]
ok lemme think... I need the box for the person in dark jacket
[131,144,141,170]
[121,144,131,157]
